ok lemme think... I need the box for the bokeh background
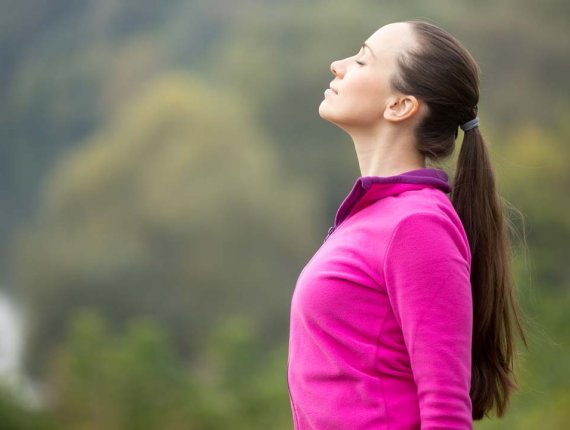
[1,0,569,428]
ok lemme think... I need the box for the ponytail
[452,125,528,419]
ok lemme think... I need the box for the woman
[287,20,527,429]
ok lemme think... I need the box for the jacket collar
[359,167,451,193]
[332,168,451,230]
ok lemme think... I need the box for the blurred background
[0,0,569,428]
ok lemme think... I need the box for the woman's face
[318,22,416,130]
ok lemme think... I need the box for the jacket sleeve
[383,212,473,429]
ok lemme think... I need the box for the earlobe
[383,95,420,123]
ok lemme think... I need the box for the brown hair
[391,20,528,419]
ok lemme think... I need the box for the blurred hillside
[0,0,569,428]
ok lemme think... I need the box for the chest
[291,212,395,339]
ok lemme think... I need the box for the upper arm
[383,212,473,429]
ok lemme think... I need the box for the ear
[383,94,420,123]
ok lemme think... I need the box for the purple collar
[358,168,451,193]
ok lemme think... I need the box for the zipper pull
[324,226,335,243]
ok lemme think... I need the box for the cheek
[364,73,390,100]
[347,77,386,113]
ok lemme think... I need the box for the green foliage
[492,115,570,290]
[15,72,322,376]
[0,387,59,430]
[46,310,195,430]
[473,289,570,429]
[41,310,293,430]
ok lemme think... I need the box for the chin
[319,99,357,134]
[318,100,337,123]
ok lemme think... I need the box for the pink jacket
[287,168,473,429]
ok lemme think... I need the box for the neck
[349,123,426,177]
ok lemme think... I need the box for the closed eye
[356,60,365,66]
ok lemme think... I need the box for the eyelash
[356,60,365,66]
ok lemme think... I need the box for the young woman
[287,20,527,429]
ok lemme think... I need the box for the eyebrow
[361,43,376,58]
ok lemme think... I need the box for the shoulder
[384,190,472,267]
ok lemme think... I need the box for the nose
[330,59,342,77]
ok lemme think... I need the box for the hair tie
[460,117,480,131]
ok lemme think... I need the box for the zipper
[323,180,367,243]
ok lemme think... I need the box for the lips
[329,81,339,94]
[324,81,339,98]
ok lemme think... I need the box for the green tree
[0,386,59,430]
[15,72,322,377]
[45,309,293,429]
[47,310,201,430]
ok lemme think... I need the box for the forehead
[365,22,416,60]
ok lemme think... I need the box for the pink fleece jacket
[287,168,473,429]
